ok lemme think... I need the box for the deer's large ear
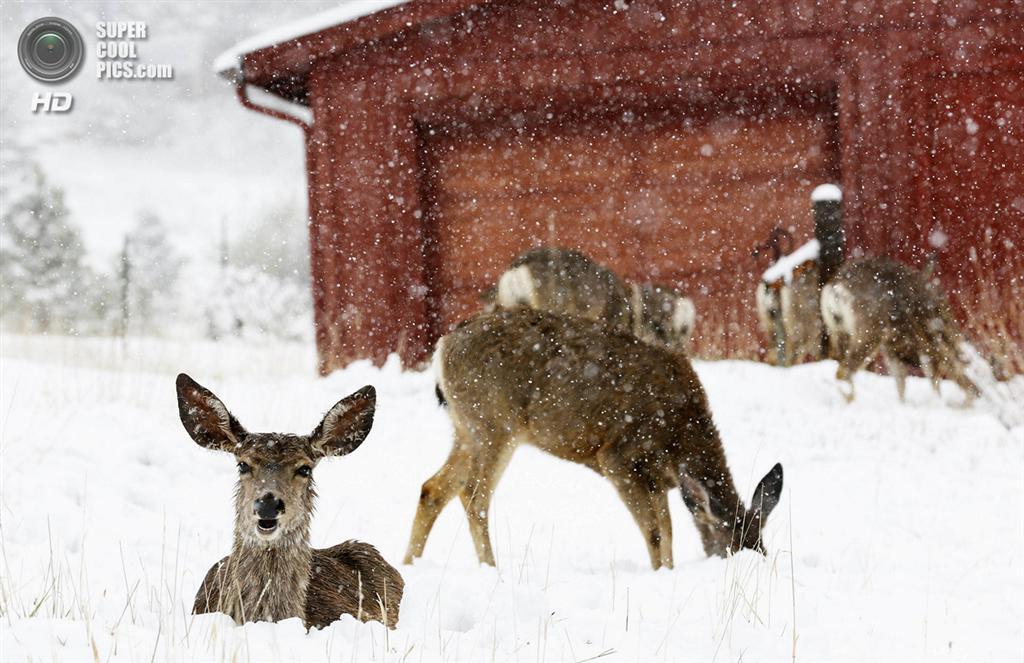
[750,463,784,520]
[310,386,376,458]
[176,374,246,452]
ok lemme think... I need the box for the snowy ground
[1,334,1022,662]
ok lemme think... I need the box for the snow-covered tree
[191,202,313,342]
[229,199,311,284]
[0,167,89,332]
[204,265,312,343]
[121,211,183,333]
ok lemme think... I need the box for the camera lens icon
[18,17,84,83]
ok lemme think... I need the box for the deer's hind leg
[836,335,879,402]
[404,438,471,564]
[458,434,515,567]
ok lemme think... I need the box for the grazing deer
[485,247,697,350]
[820,257,979,403]
[755,240,826,365]
[176,374,403,629]
[405,309,783,570]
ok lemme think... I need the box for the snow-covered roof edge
[811,183,842,202]
[212,0,412,76]
[761,239,820,285]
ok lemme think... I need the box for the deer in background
[176,374,403,629]
[753,186,845,365]
[755,245,825,366]
[820,257,980,404]
[405,308,783,570]
[483,247,697,351]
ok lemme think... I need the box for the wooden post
[812,183,844,285]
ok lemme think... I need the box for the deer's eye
[296,465,312,478]
[237,462,251,475]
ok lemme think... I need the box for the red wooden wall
[243,0,1023,373]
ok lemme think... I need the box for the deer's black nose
[254,493,285,519]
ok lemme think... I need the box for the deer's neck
[682,414,748,526]
[223,526,313,624]
[706,473,746,525]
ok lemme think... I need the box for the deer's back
[307,540,403,629]
[831,257,959,352]
[506,247,632,329]
[834,258,930,321]
[439,309,719,484]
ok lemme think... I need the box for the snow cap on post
[811,183,842,202]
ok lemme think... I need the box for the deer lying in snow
[176,374,403,628]
[484,247,697,351]
[405,308,783,570]
[820,257,979,403]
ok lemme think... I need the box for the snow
[212,0,412,75]
[762,238,821,284]
[811,183,842,202]
[2,334,1021,661]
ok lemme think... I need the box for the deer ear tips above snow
[751,463,783,519]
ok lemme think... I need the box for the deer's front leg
[600,458,663,570]
[883,352,908,403]
[653,490,674,569]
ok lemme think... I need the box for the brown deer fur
[820,257,980,403]
[485,247,697,351]
[756,263,825,365]
[779,264,826,362]
[405,308,783,570]
[176,375,403,629]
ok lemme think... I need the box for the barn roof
[214,0,481,104]
[213,1,410,75]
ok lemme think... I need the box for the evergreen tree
[0,166,88,332]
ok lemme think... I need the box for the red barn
[218,0,1023,374]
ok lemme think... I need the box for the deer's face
[231,434,318,544]
[694,510,771,558]
[175,375,376,548]
[680,463,784,557]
